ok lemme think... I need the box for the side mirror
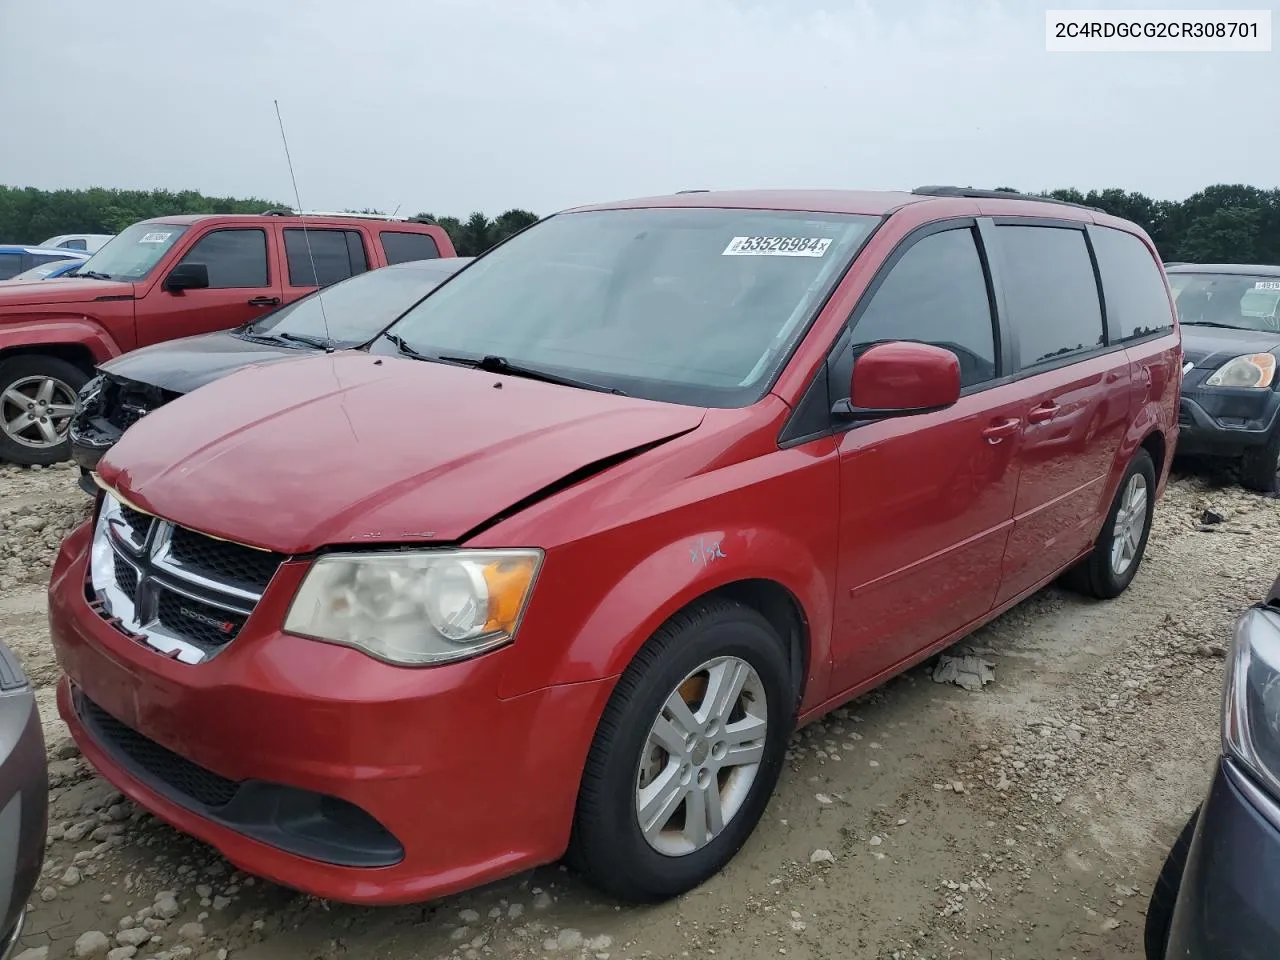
[833,341,961,420]
[163,262,209,293]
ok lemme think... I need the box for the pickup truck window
[177,229,269,288]
[380,231,440,265]
[284,229,368,287]
[77,222,189,281]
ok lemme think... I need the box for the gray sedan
[0,640,47,959]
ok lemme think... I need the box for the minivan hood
[97,352,706,553]
[0,277,133,308]
[1182,325,1280,368]
[101,330,303,394]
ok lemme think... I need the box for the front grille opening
[113,554,139,602]
[118,504,152,532]
[168,526,282,594]
[155,591,245,652]
[78,693,240,808]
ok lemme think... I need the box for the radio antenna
[273,99,334,352]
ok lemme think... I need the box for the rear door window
[177,229,270,288]
[1090,227,1174,341]
[380,231,441,265]
[848,226,998,388]
[284,229,369,287]
[993,225,1105,370]
[0,253,24,280]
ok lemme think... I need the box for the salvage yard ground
[2,462,1277,960]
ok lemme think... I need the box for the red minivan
[48,187,1180,906]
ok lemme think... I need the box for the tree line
[2,183,1278,263]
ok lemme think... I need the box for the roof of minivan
[1165,263,1280,277]
[566,188,1116,223]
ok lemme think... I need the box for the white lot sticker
[138,232,172,244]
[722,236,832,257]
[1255,280,1280,290]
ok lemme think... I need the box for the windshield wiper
[75,270,115,281]
[436,354,626,395]
[274,331,335,350]
[1181,320,1249,330]
[382,332,434,361]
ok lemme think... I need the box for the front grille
[77,692,240,808]
[155,591,247,653]
[168,526,280,594]
[90,496,286,664]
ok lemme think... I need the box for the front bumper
[1166,757,1280,958]
[48,521,613,905]
[68,417,120,475]
[0,644,48,957]
[1176,377,1280,456]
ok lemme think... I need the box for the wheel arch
[700,578,810,712]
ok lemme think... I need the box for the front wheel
[569,599,793,902]
[1063,448,1157,599]
[1240,428,1280,496]
[0,354,89,465]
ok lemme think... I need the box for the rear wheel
[1063,448,1156,599]
[0,354,88,465]
[1144,807,1200,960]
[1240,428,1280,496]
[569,599,793,902]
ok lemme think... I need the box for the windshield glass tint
[246,266,450,345]
[1169,273,1280,333]
[379,208,878,406]
[76,223,189,281]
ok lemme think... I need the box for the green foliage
[5,182,1279,264]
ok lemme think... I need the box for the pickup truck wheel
[0,355,89,466]
[1062,448,1156,599]
[1240,428,1280,496]
[568,599,792,902]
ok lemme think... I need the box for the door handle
[248,296,281,307]
[1027,401,1060,424]
[982,418,1021,444]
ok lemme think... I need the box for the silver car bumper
[0,642,47,959]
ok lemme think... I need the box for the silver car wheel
[1,375,78,449]
[1110,473,1149,577]
[634,655,768,857]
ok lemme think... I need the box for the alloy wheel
[1110,473,1149,577]
[1,375,78,449]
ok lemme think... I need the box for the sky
[1,0,1276,217]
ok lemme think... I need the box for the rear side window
[284,229,369,287]
[380,231,440,265]
[178,229,269,288]
[994,226,1104,369]
[1090,227,1174,341]
[60,239,87,251]
[849,227,997,388]
[0,253,25,280]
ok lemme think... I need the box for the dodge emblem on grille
[178,607,237,634]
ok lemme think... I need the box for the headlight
[1222,604,1280,798]
[74,374,105,416]
[283,549,542,666]
[1205,353,1276,388]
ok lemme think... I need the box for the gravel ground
[2,458,1277,960]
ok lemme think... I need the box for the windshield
[377,208,879,406]
[1169,272,1280,333]
[73,222,189,281]
[243,264,459,346]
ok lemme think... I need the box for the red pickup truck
[0,211,456,465]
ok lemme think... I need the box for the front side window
[74,222,190,281]
[1091,227,1174,340]
[1169,272,1280,333]
[377,208,880,406]
[177,229,269,288]
[285,229,369,287]
[848,227,997,388]
[995,225,1105,369]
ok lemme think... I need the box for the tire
[0,354,89,466]
[1144,807,1200,960]
[1240,427,1280,496]
[1063,448,1157,599]
[569,598,793,902]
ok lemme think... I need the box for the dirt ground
[3,458,1278,960]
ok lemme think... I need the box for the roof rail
[260,209,416,222]
[911,185,1104,214]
